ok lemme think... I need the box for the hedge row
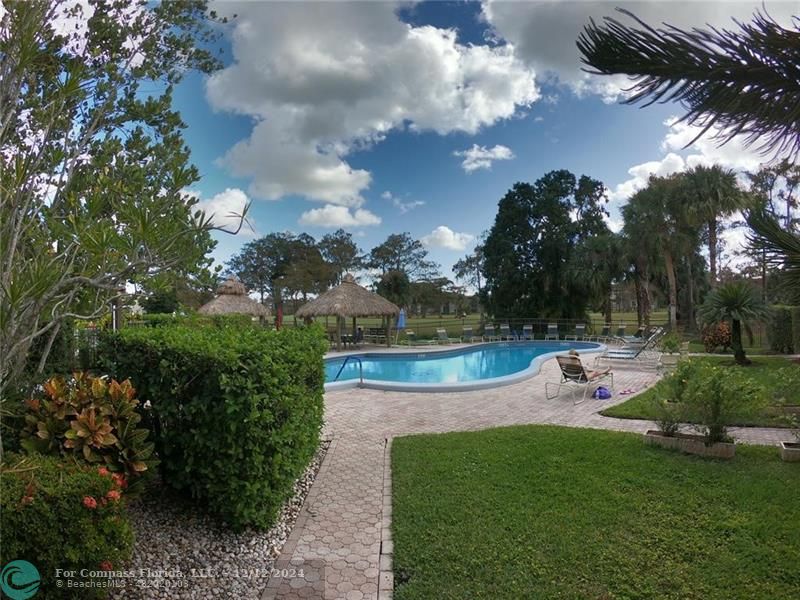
[767,306,795,354]
[1,454,133,599]
[99,324,326,529]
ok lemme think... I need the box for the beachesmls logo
[1,560,41,599]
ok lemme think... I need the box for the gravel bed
[110,439,331,600]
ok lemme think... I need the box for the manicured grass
[392,425,800,600]
[602,356,800,427]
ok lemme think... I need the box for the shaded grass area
[392,425,800,600]
[602,356,800,427]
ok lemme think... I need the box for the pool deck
[262,348,790,600]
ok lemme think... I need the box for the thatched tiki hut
[295,274,400,350]
[198,277,271,319]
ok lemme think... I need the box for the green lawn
[391,426,800,600]
[601,356,800,427]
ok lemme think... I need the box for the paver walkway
[262,357,789,600]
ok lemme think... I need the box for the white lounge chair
[546,355,614,404]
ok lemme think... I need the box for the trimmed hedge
[99,324,326,529]
[1,454,133,599]
[768,306,795,354]
[793,307,800,357]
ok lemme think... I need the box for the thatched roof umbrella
[198,277,270,319]
[295,274,400,350]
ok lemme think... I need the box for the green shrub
[682,362,768,444]
[700,321,731,353]
[20,373,156,488]
[0,454,133,600]
[767,305,795,354]
[98,324,326,529]
[134,312,258,329]
[659,332,681,353]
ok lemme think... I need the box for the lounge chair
[594,331,663,368]
[483,324,498,341]
[618,325,647,345]
[404,330,436,346]
[546,355,614,404]
[615,324,627,339]
[499,324,514,341]
[436,328,460,344]
[461,326,481,343]
[544,323,559,340]
[565,323,586,341]
[522,324,533,340]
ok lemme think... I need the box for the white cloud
[298,204,382,228]
[454,144,515,172]
[208,2,538,207]
[607,117,772,205]
[381,190,425,214]
[192,188,255,236]
[482,0,798,102]
[421,226,475,251]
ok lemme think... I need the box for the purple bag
[593,386,612,400]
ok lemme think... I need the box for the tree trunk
[686,260,695,333]
[664,251,678,329]
[634,277,643,326]
[36,322,62,374]
[731,319,750,365]
[708,217,718,288]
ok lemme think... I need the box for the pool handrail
[333,355,364,384]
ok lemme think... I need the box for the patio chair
[499,323,515,341]
[544,323,559,340]
[593,324,611,343]
[436,328,460,344]
[483,324,499,341]
[546,355,614,405]
[521,324,533,340]
[615,324,627,339]
[565,323,586,341]
[461,326,481,343]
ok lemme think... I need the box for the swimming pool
[324,341,604,392]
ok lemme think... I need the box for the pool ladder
[333,355,364,385]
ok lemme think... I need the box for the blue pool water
[325,341,601,384]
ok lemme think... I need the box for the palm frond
[577,9,800,158]
[746,209,800,302]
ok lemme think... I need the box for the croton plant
[21,372,156,484]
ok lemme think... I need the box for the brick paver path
[262,355,789,600]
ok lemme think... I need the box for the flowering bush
[20,372,156,488]
[1,454,132,599]
[700,321,731,353]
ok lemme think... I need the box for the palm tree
[577,9,800,158]
[747,209,800,303]
[685,165,746,287]
[697,281,770,365]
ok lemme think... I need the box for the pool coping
[324,341,607,393]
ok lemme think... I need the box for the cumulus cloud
[298,204,382,228]
[381,190,425,214]
[482,0,797,102]
[454,144,515,172]
[421,226,475,251]
[608,116,772,205]
[208,2,538,207]
[191,188,255,236]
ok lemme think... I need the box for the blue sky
[172,1,794,279]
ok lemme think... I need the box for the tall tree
[0,0,226,394]
[319,229,363,284]
[376,270,411,308]
[578,8,800,157]
[482,171,609,319]
[568,232,626,324]
[368,233,439,279]
[684,165,746,287]
[452,239,485,299]
[623,175,699,329]
[282,234,336,302]
[226,232,296,310]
